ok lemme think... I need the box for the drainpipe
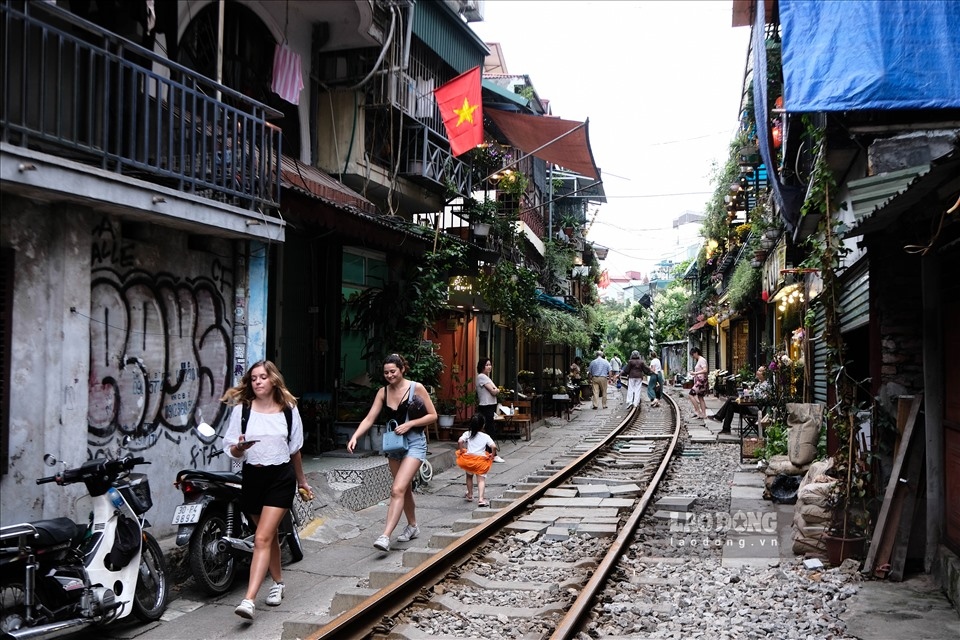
[401,1,414,71]
[215,0,224,102]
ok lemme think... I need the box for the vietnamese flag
[598,270,611,289]
[434,66,483,156]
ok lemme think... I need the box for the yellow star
[453,98,479,127]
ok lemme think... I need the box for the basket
[118,473,153,515]
[742,437,764,458]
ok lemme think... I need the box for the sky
[469,1,751,278]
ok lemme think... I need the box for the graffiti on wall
[87,219,234,453]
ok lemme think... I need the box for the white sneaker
[493,455,505,463]
[266,582,284,606]
[396,524,420,542]
[234,599,255,620]
[373,535,390,551]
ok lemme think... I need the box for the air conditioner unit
[461,0,485,22]
[388,72,417,115]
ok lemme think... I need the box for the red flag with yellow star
[434,67,483,156]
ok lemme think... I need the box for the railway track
[308,393,682,640]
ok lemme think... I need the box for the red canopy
[485,108,600,180]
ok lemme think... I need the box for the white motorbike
[0,452,168,639]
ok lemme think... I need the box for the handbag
[381,383,417,454]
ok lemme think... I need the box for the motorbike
[172,423,304,595]
[0,452,168,639]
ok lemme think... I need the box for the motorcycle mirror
[194,422,218,444]
[43,453,58,467]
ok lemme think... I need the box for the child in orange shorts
[456,413,496,507]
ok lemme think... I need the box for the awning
[535,291,577,313]
[689,320,707,332]
[485,108,600,180]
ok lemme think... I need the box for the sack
[382,419,408,454]
[787,403,823,466]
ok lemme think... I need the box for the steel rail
[308,404,646,640]
[549,392,682,639]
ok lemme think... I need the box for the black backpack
[241,404,294,443]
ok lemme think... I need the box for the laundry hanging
[271,43,304,105]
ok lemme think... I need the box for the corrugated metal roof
[845,148,960,237]
[279,156,377,215]
[847,165,929,224]
[279,156,436,244]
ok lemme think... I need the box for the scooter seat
[27,518,83,547]
[176,469,243,484]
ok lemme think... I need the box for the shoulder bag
[382,382,417,454]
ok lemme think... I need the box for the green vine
[800,117,869,539]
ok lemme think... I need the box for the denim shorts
[385,429,427,462]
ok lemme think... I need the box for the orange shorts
[456,449,493,476]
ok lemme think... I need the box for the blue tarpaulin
[780,0,960,111]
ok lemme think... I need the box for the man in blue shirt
[587,350,612,409]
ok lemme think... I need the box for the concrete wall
[1,197,246,537]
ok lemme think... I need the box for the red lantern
[772,124,782,149]
[761,290,770,302]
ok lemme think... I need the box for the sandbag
[764,455,811,477]
[787,403,823,466]
[797,502,833,524]
[797,480,837,508]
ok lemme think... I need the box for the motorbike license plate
[171,504,203,525]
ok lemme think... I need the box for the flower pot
[823,533,866,566]
[760,236,775,250]
[438,415,455,428]
[472,222,491,237]
[764,228,780,240]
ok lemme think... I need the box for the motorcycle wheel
[132,532,168,622]
[188,508,237,595]
[0,582,27,634]
[280,512,304,564]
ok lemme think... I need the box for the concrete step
[401,546,438,567]
[428,531,463,548]
[329,586,378,616]
[369,568,410,589]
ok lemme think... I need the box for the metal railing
[0,0,281,211]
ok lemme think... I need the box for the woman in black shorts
[223,361,311,621]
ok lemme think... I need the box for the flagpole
[480,118,589,184]
[517,180,605,221]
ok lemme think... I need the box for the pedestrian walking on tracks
[223,360,311,621]
[587,350,612,409]
[622,350,652,408]
[456,413,497,507]
[348,354,437,552]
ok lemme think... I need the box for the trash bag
[770,473,802,505]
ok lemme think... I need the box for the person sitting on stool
[708,366,769,434]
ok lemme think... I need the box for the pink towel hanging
[271,43,304,105]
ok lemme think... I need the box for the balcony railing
[0,0,281,211]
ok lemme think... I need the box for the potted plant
[436,398,457,429]
[465,196,497,237]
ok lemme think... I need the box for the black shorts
[241,461,295,514]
